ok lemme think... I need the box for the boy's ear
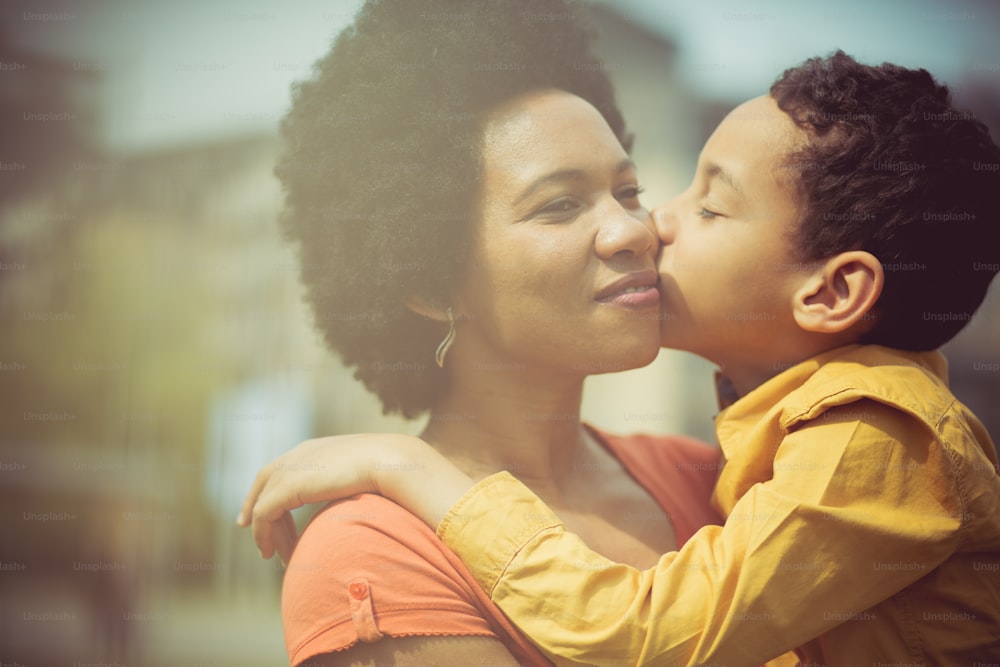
[792,251,883,334]
[404,295,451,323]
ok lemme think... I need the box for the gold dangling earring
[435,307,456,368]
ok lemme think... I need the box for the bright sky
[3,0,997,153]
[614,0,1000,100]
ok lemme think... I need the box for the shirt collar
[714,344,949,458]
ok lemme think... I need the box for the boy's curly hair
[276,0,629,418]
[771,50,1000,350]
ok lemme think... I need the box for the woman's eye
[698,207,720,220]
[617,185,646,206]
[536,198,580,217]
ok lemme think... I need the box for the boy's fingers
[275,513,299,566]
[251,482,300,558]
[252,504,278,559]
[237,464,276,527]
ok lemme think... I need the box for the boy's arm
[436,403,964,666]
[239,433,476,563]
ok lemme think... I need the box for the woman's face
[450,89,661,376]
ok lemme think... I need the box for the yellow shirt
[436,345,1000,666]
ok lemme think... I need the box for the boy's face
[654,95,816,384]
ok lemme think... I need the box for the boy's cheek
[655,249,674,287]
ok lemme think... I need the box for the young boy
[241,52,1000,665]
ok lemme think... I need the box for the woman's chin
[580,337,660,375]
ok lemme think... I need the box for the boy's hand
[237,433,475,564]
[237,433,422,563]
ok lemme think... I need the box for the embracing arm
[239,407,963,665]
[238,433,476,562]
[435,402,964,666]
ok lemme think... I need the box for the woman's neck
[421,364,682,567]
[421,365,589,492]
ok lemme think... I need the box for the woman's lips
[597,285,660,309]
[595,270,660,309]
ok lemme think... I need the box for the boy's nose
[652,203,677,245]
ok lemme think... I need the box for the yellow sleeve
[436,402,963,666]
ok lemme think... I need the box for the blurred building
[0,35,101,209]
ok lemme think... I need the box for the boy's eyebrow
[513,158,636,206]
[704,162,744,198]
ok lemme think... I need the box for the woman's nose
[595,203,656,259]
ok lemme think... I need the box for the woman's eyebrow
[513,158,636,206]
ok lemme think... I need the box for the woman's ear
[792,251,883,334]
[404,295,451,323]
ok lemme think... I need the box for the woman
[253,0,721,664]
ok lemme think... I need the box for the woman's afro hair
[276,0,630,417]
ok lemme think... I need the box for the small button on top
[349,581,367,600]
